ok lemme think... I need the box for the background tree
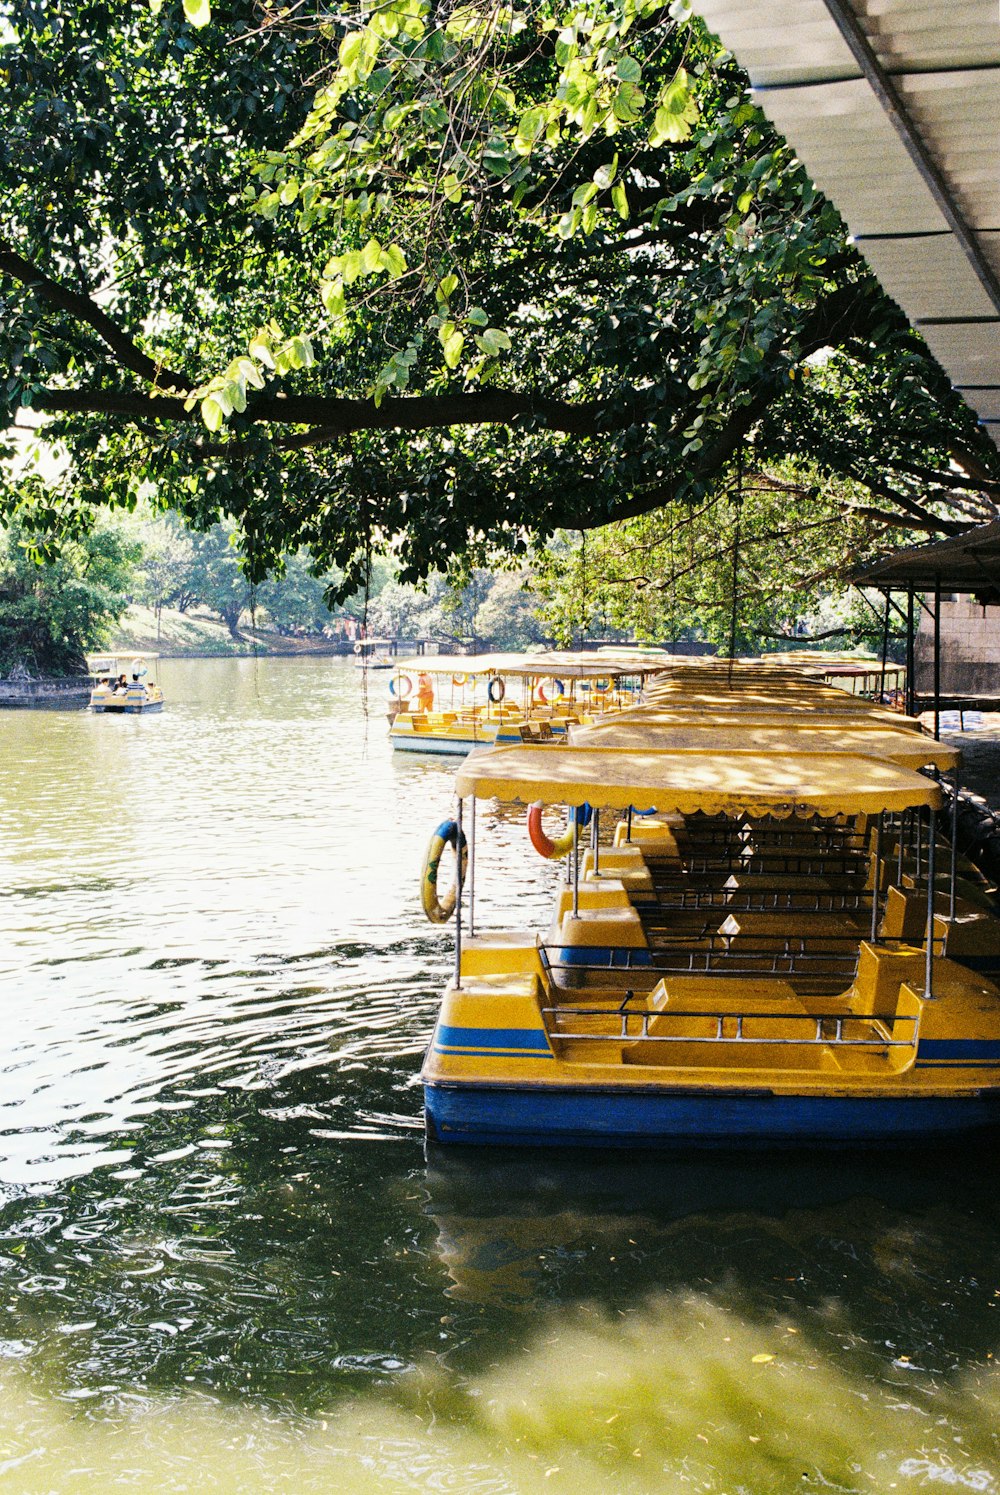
[184,524,252,640]
[0,510,139,675]
[535,457,905,653]
[134,514,196,638]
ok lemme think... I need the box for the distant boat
[353,640,395,670]
[88,653,164,713]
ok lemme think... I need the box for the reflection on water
[0,658,999,1491]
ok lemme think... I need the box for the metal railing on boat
[540,1003,919,1050]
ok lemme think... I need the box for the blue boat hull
[425,1083,1000,1149]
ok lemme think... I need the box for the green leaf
[479,327,511,356]
[320,277,346,318]
[383,244,407,279]
[593,157,618,190]
[443,332,464,369]
[342,250,364,284]
[437,273,459,301]
[360,237,383,274]
[615,56,641,83]
[467,307,489,327]
[248,335,275,370]
[201,396,224,432]
[439,321,464,368]
[183,0,211,27]
[612,180,629,219]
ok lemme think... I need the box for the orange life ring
[527,801,592,859]
[534,678,565,706]
[452,672,469,687]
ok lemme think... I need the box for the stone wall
[915,596,1000,697]
[0,675,92,708]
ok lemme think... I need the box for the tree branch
[30,384,623,438]
[0,242,189,390]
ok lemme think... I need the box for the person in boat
[417,672,435,712]
[130,672,147,697]
[114,674,128,693]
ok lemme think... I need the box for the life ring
[452,672,469,687]
[527,801,593,860]
[353,641,363,655]
[488,678,505,704]
[592,677,611,693]
[534,678,565,706]
[421,819,469,923]
[389,674,414,698]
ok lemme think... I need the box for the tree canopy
[3,0,999,601]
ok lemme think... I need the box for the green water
[1,657,999,1492]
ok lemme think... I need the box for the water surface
[1,658,999,1492]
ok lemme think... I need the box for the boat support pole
[880,589,891,702]
[915,810,922,882]
[572,816,580,918]
[468,794,476,939]
[897,810,906,885]
[933,574,942,741]
[925,807,936,999]
[949,772,959,924]
[906,587,915,718]
[870,812,882,942]
[454,796,463,990]
[592,808,601,877]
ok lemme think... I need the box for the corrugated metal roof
[851,519,1000,595]
[694,0,1000,448]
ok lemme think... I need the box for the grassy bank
[109,605,351,658]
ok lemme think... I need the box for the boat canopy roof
[454,746,943,818]
[87,651,159,666]
[566,721,958,771]
[619,698,918,729]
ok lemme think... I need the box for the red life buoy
[526,801,593,859]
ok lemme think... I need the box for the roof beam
[820,0,1000,317]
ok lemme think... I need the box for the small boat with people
[88,653,165,714]
[417,658,1000,1148]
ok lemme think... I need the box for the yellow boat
[418,724,1000,1148]
[386,653,656,756]
[88,653,165,714]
